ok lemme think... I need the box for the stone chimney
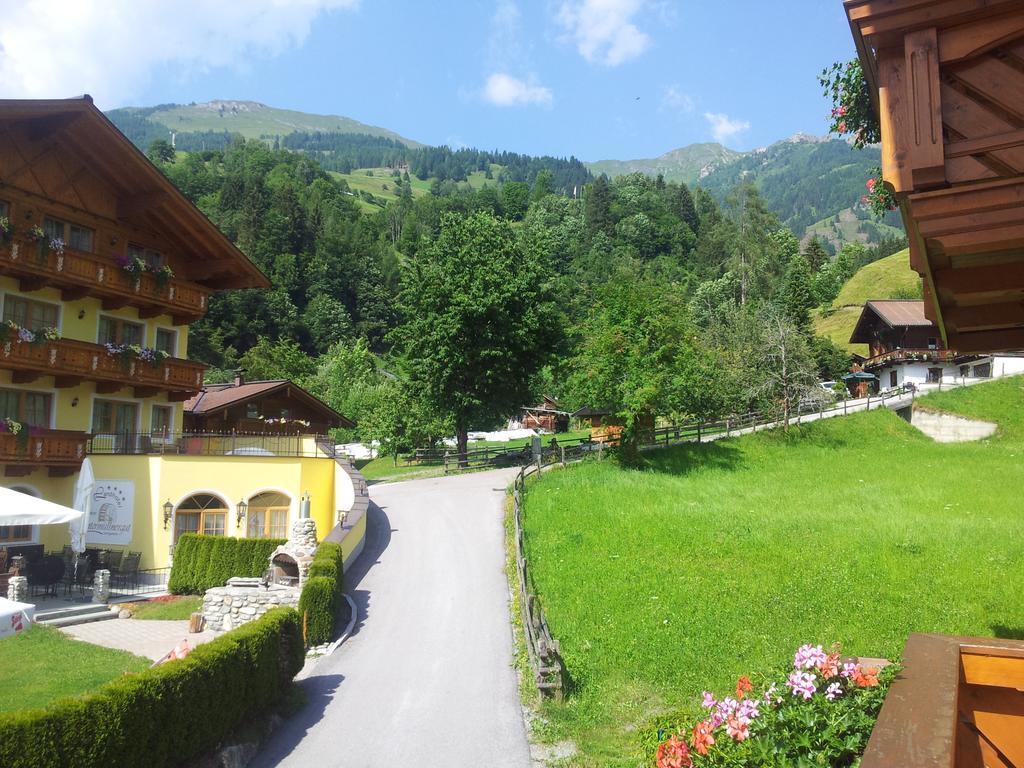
[233,368,245,387]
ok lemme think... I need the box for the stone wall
[202,578,300,632]
[910,407,998,443]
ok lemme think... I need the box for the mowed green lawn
[521,377,1024,766]
[0,625,150,713]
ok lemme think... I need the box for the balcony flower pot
[138,346,169,369]
[152,264,174,292]
[116,254,146,290]
[0,216,13,247]
[26,225,48,264]
[0,418,30,453]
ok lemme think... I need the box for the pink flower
[826,682,843,701]
[840,662,859,679]
[837,121,847,133]
[786,671,817,700]
[866,177,877,192]
[701,691,717,709]
[763,683,780,704]
[738,699,760,721]
[656,735,693,768]
[691,721,715,756]
[726,716,750,742]
[794,644,828,670]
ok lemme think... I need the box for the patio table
[0,597,35,639]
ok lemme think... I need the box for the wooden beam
[95,382,123,395]
[878,50,914,195]
[53,376,82,389]
[133,387,160,398]
[61,286,90,301]
[937,223,1024,256]
[944,300,1024,331]
[945,129,1024,159]
[947,326,1024,352]
[11,371,41,385]
[4,467,33,477]
[934,261,1024,297]
[17,277,48,293]
[904,27,946,187]
[47,467,78,478]
[916,205,1024,238]
[101,297,130,310]
[939,10,1024,64]
[138,307,163,319]
[25,111,83,142]
[166,391,194,403]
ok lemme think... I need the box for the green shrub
[168,534,285,594]
[0,607,304,768]
[298,541,344,646]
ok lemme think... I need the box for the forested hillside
[147,135,907,452]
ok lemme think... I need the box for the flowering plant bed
[649,644,895,768]
[2,320,60,346]
[103,342,170,370]
[116,253,175,291]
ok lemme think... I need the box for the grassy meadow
[520,377,1024,765]
[0,625,150,713]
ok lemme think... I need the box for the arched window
[175,493,228,542]
[246,492,290,539]
[0,486,36,543]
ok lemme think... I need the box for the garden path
[252,467,532,768]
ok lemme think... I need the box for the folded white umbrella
[69,458,94,553]
[0,485,84,526]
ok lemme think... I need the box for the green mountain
[586,143,741,185]
[589,134,904,249]
[107,100,422,149]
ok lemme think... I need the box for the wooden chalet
[0,96,268,478]
[519,396,569,433]
[183,374,354,434]
[846,0,1024,353]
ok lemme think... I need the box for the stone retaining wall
[202,582,300,632]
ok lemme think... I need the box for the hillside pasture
[520,377,1024,766]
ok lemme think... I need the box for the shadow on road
[344,500,393,640]
[250,673,345,767]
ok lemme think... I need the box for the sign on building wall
[88,481,134,546]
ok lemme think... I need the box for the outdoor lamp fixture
[162,499,173,530]
[337,509,348,527]
[236,499,248,527]
[300,491,311,519]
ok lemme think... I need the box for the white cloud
[0,0,360,107]
[557,0,650,66]
[660,84,694,113]
[482,73,553,107]
[704,112,751,144]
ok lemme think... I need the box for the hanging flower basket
[1,320,60,346]
[0,418,31,453]
[153,264,174,292]
[137,346,170,369]
[26,225,48,264]
[115,254,147,289]
[0,216,13,246]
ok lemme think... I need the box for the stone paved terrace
[62,618,219,661]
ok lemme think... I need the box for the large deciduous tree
[391,211,562,461]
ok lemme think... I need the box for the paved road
[254,467,532,768]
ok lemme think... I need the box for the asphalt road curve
[253,467,532,768]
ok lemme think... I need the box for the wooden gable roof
[184,379,355,428]
[0,96,268,290]
[850,300,937,343]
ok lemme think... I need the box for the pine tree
[781,253,815,336]
[584,175,614,238]
[803,236,828,272]
[670,182,700,236]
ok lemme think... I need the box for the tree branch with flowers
[820,59,897,218]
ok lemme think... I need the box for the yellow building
[0,97,363,577]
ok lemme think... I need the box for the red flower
[726,716,750,742]
[656,735,693,768]
[819,653,840,679]
[735,675,753,699]
[691,720,716,756]
[853,666,880,688]
[837,121,847,133]
[866,177,877,192]
[837,105,847,117]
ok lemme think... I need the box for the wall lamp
[162,499,173,530]
[236,499,248,527]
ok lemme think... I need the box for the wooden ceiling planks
[846,0,1024,352]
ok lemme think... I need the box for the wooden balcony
[0,428,89,477]
[0,239,210,323]
[846,0,1024,353]
[862,347,959,368]
[861,633,1024,768]
[0,337,205,399]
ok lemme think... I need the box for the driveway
[253,467,532,768]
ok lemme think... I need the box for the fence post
[726,419,730,437]
[697,423,702,443]
[598,441,604,461]
[443,451,449,475]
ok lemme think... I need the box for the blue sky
[1,1,858,161]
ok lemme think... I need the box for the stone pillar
[92,569,111,604]
[7,576,27,602]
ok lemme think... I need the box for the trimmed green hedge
[168,534,285,594]
[0,607,304,768]
[298,541,344,646]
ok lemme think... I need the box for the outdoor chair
[26,555,65,598]
[112,552,141,590]
[105,549,124,572]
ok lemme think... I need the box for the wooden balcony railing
[863,348,958,368]
[0,337,205,398]
[0,428,89,477]
[0,240,210,322]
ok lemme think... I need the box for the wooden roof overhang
[0,97,269,291]
[846,0,1024,352]
[186,380,356,429]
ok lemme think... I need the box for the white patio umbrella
[69,458,95,554]
[0,486,84,527]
